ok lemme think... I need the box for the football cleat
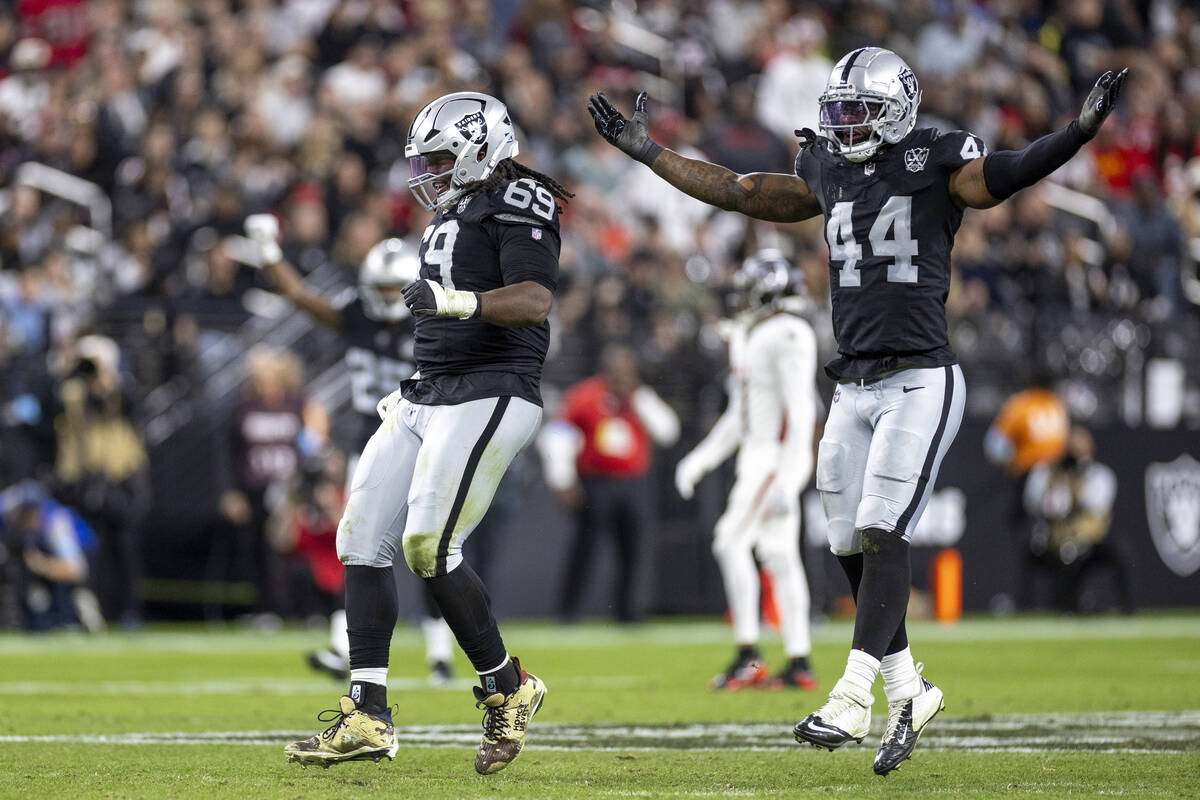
[473,658,547,774]
[306,649,349,681]
[710,652,770,691]
[285,695,398,768]
[793,679,874,750]
[873,667,945,775]
[429,659,454,687]
[769,662,819,691]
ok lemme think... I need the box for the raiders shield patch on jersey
[905,147,930,172]
[456,112,487,144]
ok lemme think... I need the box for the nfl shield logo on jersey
[1145,454,1200,576]
[531,228,543,240]
[456,111,488,144]
[864,163,875,176]
[905,147,929,173]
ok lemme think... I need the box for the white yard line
[1,711,1196,754]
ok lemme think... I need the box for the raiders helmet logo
[898,68,918,103]
[455,112,488,144]
[905,147,929,173]
[1145,453,1200,576]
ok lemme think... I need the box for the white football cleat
[873,666,944,775]
[793,678,873,750]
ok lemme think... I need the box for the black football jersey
[339,296,416,448]
[404,175,561,407]
[795,127,987,381]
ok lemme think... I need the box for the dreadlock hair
[461,159,574,214]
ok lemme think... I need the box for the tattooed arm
[650,151,821,222]
[587,92,821,223]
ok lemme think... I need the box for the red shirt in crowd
[561,376,651,479]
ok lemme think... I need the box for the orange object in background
[932,548,962,623]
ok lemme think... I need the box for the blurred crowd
[1,0,1198,627]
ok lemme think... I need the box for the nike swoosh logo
[803,720,846,737]
[902,386,924,393]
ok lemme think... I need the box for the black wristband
[982,120,1090,200]
[637,140,664,166]
[471,292,483,319]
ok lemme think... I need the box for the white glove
[376,386,404,421]
[675,453,707,500]
[244,214,283,265]
[402,279,480,319]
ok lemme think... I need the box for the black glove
[587,91,664,165]
[1078,68,1129,138]
[793,127,819,150]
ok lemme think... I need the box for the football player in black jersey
[242,217,466,686]
[284,91,571,775]
[589,47,1126,775]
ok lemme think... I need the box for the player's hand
[1078,68,1128,137]
[402,279,481,320]
[587,91,664,165]
[244,214,283,265]
[675,454,706,500]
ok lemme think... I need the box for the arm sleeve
[630,386,680,446]
[684,376,743,472]
[773,319,818,491]
[981,120,1090,201]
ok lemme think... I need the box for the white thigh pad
[815,439,850,492]
[866,428,924,482]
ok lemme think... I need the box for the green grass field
[2,614,1199,799]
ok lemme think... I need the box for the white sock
[880,647,923,702]
[421,616,453,664]
[839,649,880,695]
[330,609,349,662]
[349,667,388,686]
[476,653,511,676]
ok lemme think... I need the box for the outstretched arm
[588,92,822,223]
[950,69,1128,209]
[244,215,343,329]
[403,279,552,327]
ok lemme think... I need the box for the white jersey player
[675,250,819,690]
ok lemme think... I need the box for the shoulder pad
[476,177,561,229]
[930,129,988,170]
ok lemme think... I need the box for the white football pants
[816,365,965,555]
[337,395,541,578]
[712,449,812,658]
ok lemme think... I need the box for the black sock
[424,562,511,684]
[479,658,521,697]
[345,565,398,671]
[347,680,388,715]
[737,644,761,662]
[788,655,811,672]
[837,553,864,600]
[839,550,909,656]
[850,528,911,660]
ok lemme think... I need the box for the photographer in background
[52,335,150,629]
[1023,426,1135,614]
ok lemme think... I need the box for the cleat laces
[316,707,350,741]
[475,690,510,741]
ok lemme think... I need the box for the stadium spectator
[546,344,679,623]
[0,480,100,632]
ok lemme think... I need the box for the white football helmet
[733,249,793,309]
[818,47,921,163]
[405,92,519,211]
[360,238,420,322]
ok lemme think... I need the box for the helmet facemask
[818,48,921,163]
